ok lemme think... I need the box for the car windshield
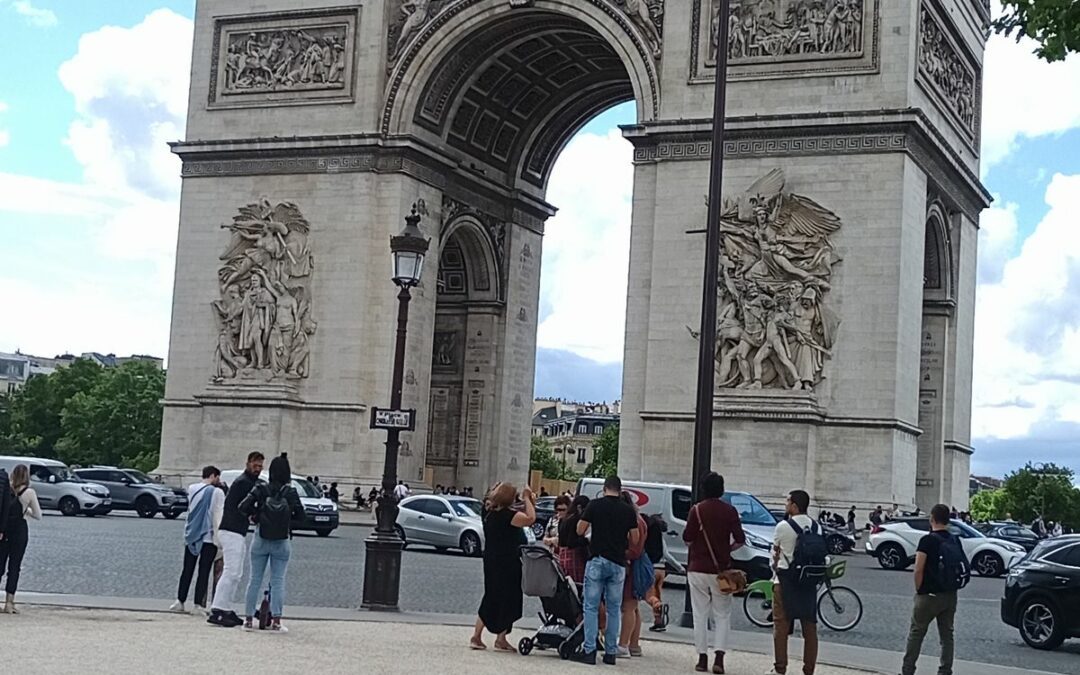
[291,477,322,499]
[50,466,79,482]
[949,521,984,538]
[723,493,777,527]
[124,470,154,484]
[452,500,483,518]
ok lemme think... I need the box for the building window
[593,424,603,435]
[6,382,16,394]
[577,447,586,463]
[577,424,587,434]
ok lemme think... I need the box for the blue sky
[2,1,1080,482]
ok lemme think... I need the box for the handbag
[696,504,747,594]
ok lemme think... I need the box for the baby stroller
[518,544,586,659]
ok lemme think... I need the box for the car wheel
[1019,597,1066,650]
[394,525,408,549]
[163,511,181,520]
[876,542,907,570]
[972,551,1004,577]
[135,497,158,519]
[827,534,847,555]
[461,531,482,557]
[315,529,332,538]
[58,496,79,517]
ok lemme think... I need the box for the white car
[220,470,339,536]
[395,494,537,556]
[866,517,1026,577]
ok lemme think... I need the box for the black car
[976,521,1041,551]
[532,496,557,537]
[770,509,856,555]
[1001,535,1080,650]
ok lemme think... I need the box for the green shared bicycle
[742,559,863,632]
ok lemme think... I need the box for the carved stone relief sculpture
[209,10,358,108]
[212,200,317,383]
[703,170,843,393]
[713,0,864,64]
[619,0,664,59]
[917,4,977,137]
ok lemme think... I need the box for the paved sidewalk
[5,605,872,675]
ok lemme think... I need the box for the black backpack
[258,485,293,538]
[934,533,971,592]
[786,518,829,587]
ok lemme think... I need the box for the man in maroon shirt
[683,472,746,673]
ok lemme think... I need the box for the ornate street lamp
[362,203,429,611]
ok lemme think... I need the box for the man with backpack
[900,503,970,675]
[208,450,264,628]
[769,489,827,675]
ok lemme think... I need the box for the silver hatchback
[396,495,486,557]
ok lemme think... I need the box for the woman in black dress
[469,482,536,651]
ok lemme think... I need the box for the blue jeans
[244,534,291,618]
[582,557,625,655]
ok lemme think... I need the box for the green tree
[4,359,105,458]
[970,488,1007,522]
[55,361,165,470]
[994,1,1080,62]
[529,435,578,481]
[998,462,1079,527]
[584,424,619,478]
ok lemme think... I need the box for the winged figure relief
[708,170,843,393]
[212,200,317,383]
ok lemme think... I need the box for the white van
[576,477,776,581]
[0,456,111,516]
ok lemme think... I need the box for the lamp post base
[361,531,404,611]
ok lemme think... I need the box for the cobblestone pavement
[16,514,1080,673]
[2,606,875,675]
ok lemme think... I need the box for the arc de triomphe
[159,0,990,510]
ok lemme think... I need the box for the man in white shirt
[171,466,226,614]
[393,481,410,500]
[769,489,819,675]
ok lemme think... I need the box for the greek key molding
[633,131,906,162]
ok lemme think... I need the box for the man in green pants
[900,503,969,675]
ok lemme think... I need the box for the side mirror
[442,513,454,520]
[47,475,57,484]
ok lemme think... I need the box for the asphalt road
[16,513,1080,674]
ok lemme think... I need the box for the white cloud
[0,10,192,358]
[0,100,8,148]
[536,129,633,363]
[981,34,1080,171]
[5,0,57,27]
[977,199,1019,284]
[972,173,1080,442]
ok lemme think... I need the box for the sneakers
[207,610,243,628]
[569,649,597,665]
[615,645,631,658]
[629,646,643,657]
[269,622,289,634]
[168,600,185,613]
[194,604,208,617]
[602,653,618,666]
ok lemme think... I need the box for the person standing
[209,451,264,627]
[846,506,856,535]
[644,512,683,632]
[543,495,572,548]
[240,454,304,632]
[393,481,410,500]
[557,495,590,589]
[684,472,746,673]
[470,483,535,651]
[328,482,340,504]
[900,504,970,675]
[770,490,824,675]
[571,475,639,665]
[617,494,649,658]
[172,466,225,614]
[0,464,42,614]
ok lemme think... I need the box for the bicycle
[742,559,863,632]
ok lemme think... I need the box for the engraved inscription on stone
[917,4,977,137]
[426,385,461,466]
[462,382,484,466]
[713,0,864,65]
[703,169,842,393]
[212,199,317,384]
[209,10,357,108]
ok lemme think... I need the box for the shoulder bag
[695,503,747,594]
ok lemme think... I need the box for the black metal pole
[681,0,730,630]
[362,285,413,610]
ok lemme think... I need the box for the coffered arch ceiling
[412,12,635,190]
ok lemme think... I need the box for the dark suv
[1001,535,1080,650]
[74,467,188,519]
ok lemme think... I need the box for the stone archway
[160,0,990,511]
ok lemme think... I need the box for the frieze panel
[209,8,359,109]
[917,2,979,144]
[690,0,879,82]
[212,200,317,383]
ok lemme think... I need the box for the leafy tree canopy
[971,462,1080,528]
[584,424,619,479]
[529,435,579,481]
[994,0,1080,62]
